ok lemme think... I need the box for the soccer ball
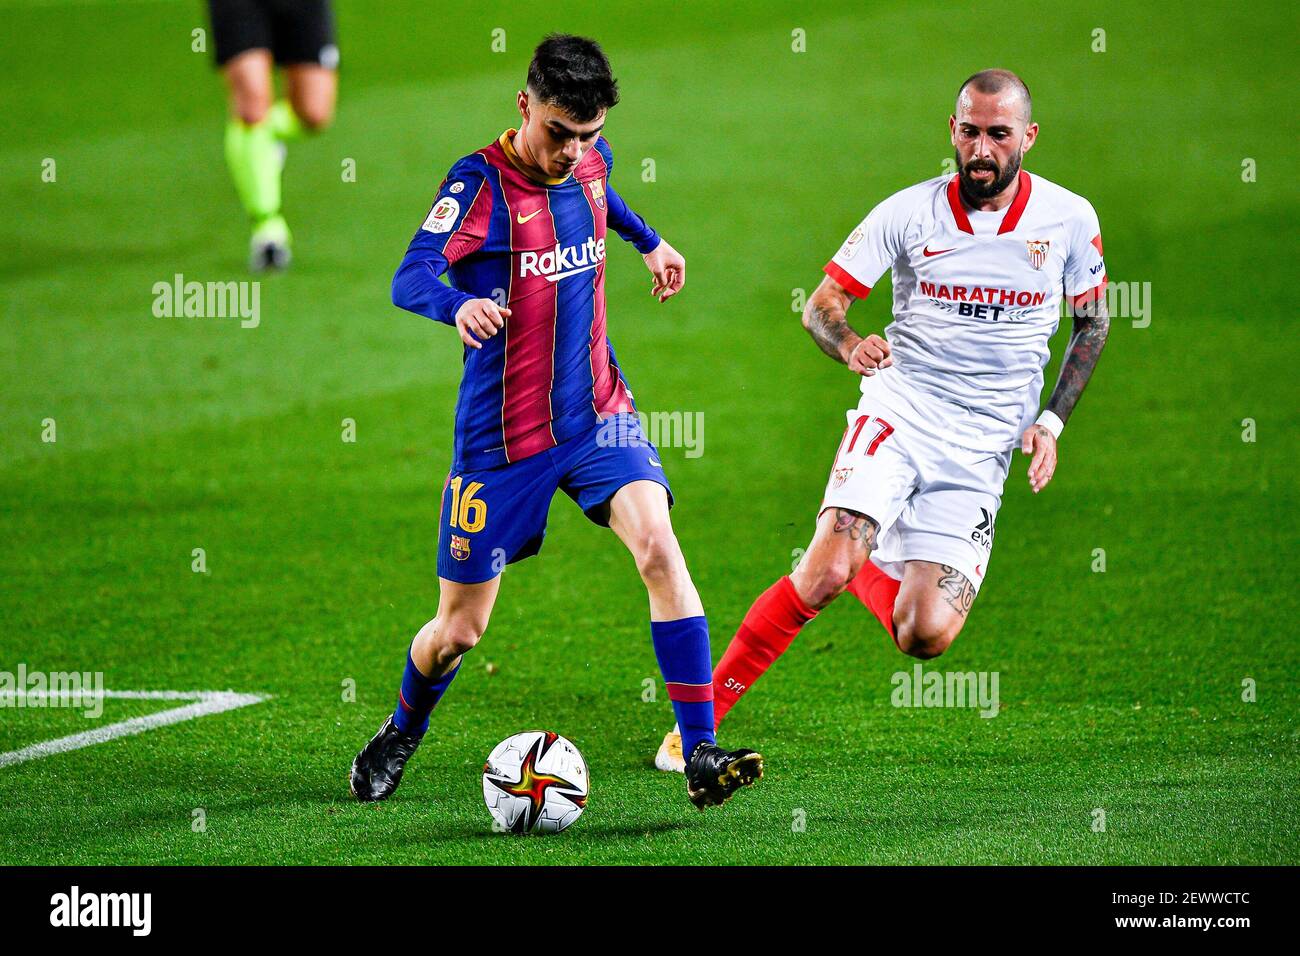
[482,731,589,834]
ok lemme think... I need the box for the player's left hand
[643,239,685,302]
[1021,424,1057,494]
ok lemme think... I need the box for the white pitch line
[0,690,220,702]
[0,691,268,768]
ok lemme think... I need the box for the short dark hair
[526,34,620,123]
[956,68,1032,121]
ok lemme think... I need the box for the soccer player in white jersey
[656,68,1110,771]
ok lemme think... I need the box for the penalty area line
[0,690,269,768]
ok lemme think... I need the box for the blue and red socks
[650,615,716,759]
[392,648,460,736]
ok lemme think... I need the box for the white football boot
[654,724,686,773]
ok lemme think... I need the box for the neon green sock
[223,115,282,225]
[267,99,305,142]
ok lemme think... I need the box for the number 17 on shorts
[820,407,916,532]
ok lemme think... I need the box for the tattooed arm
[1021,294,1111,493]
[801,276,893,376]
[1046,294,1111,425]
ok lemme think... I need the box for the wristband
[1035,410,1064,439]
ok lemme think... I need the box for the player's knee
[632,526,683,584]
[437,617,487,659]
[796,557,857,609]
[794,536,866,609]
[233,94,271,126]
[437,632,481,663]
[801,570,846,609]
[896,631,951,659]
[894,612,958,659]
[294,101,334,132]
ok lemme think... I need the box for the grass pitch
[0,0,1296,865]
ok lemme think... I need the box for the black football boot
[685,741,764,809]
[349,716,423,802]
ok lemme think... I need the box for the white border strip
[0,690,268,768]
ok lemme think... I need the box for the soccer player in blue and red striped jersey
[349,34,762,810]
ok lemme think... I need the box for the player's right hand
[454,298,510,349]
[844,334,892,376]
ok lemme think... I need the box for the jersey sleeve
[595,137,661,254]
[1063,199,1106,307]
[606,184,660,253]
[596,136,614,177]
[391,157,494,325]
[823,193,908,299]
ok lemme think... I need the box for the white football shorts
[818,373,1012,594]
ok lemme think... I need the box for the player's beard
[956,149,1022,201]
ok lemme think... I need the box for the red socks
[846,559,901,643]
[710,564,902,729]
[711,576,818,728]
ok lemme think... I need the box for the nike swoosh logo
[542,262,601,283]
[923,246,956,257]
[648,458,662,468]
[516,209,543,225]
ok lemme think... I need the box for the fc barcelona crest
[1026,239,1050,270]
[588,179,606,210]
[450,534,471,561]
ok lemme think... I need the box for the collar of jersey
[946,170,1032,236]
[499,129,571,186]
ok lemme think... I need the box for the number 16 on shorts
[447,475,487,533]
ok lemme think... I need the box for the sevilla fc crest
[588,179,606,210]
[1026,240,1050,270]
